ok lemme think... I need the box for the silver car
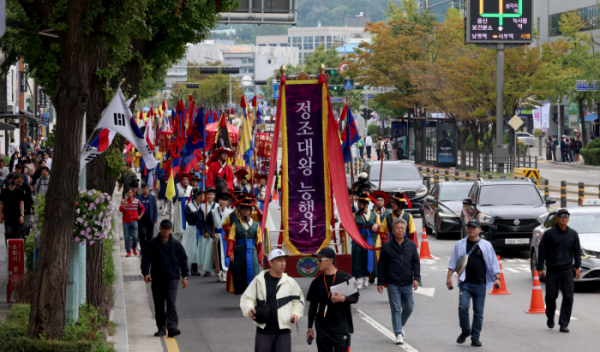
[530,207,600,282]
[517,132,536,147]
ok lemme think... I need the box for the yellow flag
[235,113,253,168]
[165,168,176,201]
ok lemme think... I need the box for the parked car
[461,178,556,252]
[359,160,430,214]
[530,203,600,282]
[517,132,536,147]
[422,181,474,239]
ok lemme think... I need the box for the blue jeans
[458,282,486,340]
[387,284,414,337]
[123,222,139,253]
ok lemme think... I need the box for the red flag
[240,95,247,108]
[339,103,348,122]
[231,107,234,115]
[252,95,257,107]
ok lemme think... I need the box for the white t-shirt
[9,143,18,156]
[365,136,373,147]
[45,158,53,170]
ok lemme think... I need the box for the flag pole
[345,101,356,197]
[378,136,385,191]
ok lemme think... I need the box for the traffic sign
[465,0,533,44]
[241,75,253,86]
[339,62,349,73]
[508,115,523,130]
[42,112,50,121]
[273,83,280,98]
[576,80,599,92]
[344,80,354,90]
[258,94,263,100]
[330,97,344,103]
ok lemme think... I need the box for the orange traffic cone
[419,228,434,259]
[525,270,546,314]
[489,255,511,295]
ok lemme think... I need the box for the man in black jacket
[142,219,189,338]
[537,208,581,333]
[377,217,420,345]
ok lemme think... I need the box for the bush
[579,137,600,166]
[0,304,115,352]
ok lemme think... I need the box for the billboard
[219,0,297,25]
[391,121,408,160]
[437,123,456,166]
[465,0,533,44]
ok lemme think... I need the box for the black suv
[461,178,556,252]
[359,160,430,214]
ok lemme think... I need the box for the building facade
[419,0,464,22]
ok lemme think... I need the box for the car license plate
[505,239,529,244]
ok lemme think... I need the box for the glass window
[479,185,543,206]
[565,213,600,233]
[299,59,303,65]
[544,213,557,228]
[258,44,266,47]
[280,43,288,47]
[304,36,310,43]
[248,59,254,64]
[368,164,421,181]
[249,68,254,73]
[327,43,332,49]
[288,37,291,43]
[439,183,474,201]
[304,43,309,50]
[269,44,277,47]
[327,36,332,42]
[309,43,313,50]
[242,60,247,64]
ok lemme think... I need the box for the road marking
[503,267,521,273]
[163,337,180,352]
[555,310,577,321]
[356,309,420,352]
[414,287,435,297]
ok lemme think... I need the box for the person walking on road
[537,208,581,333]
[365,133,373,160]
[357,135,365,159]
[573,136,583,164]
[120,188,145,257]
[119,164,137,196]
[0,160,9,186]
[377,218,420,345]
[16,176,33,239]
[352,193,381,289]
[240,249,305,352]
[0,174,24,246]
[306,247,359,352]
[142,219,189,338]
[446,219,501,347]
[137,183,158,253]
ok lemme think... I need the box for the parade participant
[253,174,270,211]
[236,169,252,193]
[447,219,501,347]
[198,187,218,277]
[173,174,193,241]
[207,147,235,191]
[190,175,199,189]
[306,247,359,351]
[352,193,382,289]
[209,192,233,283]
[16,176,33,239]
[226,194,264,295]
[241,249,305,352]
[375,192,418,246]
[377,218,420,345]
[137,183,158,253]
[349,188,358,213]
[537,208,581,333]
[222,192,262,229]
[156,160,168,215]
[119,188,145,257]
[142,219,189,338]
[183,188,212,276]
[371,191,391,219]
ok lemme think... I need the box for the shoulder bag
[454,240,480,276]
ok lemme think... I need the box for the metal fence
[457,152,538,174]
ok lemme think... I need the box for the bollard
[445,170,449,181]
[579,182,584,206]
[345,163,349,174]
[544,179,549,198]
[426,167,430,178]
[466,171,470,181]
[434,170,439,185]
[488,174,493,179]
[561,181,567,208]
[455,170,459,181]
[419,166,422,177]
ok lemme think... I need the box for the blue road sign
[576,81,599,92]
[42,112,50,121]
[330,97,344,103]
[344,80,354,90]
[273,83,280,98]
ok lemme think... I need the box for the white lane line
[503,267,521,273]
[555,310,577,321]
[356,309,420,352]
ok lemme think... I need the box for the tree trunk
[471,122,479,171]
[578,98,588,147]
[28,0,107,337]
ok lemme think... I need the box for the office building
[419,0,464,22]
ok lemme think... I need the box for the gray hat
[160,219,173,229]
[467,219,482,228]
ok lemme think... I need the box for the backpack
[357,138,364,147]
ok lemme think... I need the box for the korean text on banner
[541,102,550,129]
[282,82,331,254]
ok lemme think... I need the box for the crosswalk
[419,257,532,274]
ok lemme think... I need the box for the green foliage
[366,124,390,140]
[105,136,126,178]
[0,304,115,352]
[102,220,116,287]
[24,233,35,272]
[1,154,9,164]
[580,137,600,166]
[45,125,56,149]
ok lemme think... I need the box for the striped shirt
[119,198,145,223]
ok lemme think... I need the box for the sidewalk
[0,229,9,318]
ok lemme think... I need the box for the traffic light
[326,68,337,75]
[186,83,200,89]
[328,85,341,91]
[197,66,240,74]
[254,80,268,86]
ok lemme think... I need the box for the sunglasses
[558,214,570,219]
[316,258,331,263]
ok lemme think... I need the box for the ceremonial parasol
[206,122,239,146]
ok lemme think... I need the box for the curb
[111,209,129,352]
[538,159,600,171]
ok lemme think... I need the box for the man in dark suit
[137,183,158,253]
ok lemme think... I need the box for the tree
[0,0,237,339]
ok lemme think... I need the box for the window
[288,37,291,43]
[327,36,332,42]
[550,5,600,37]
[241,68,247,73]
[439,184,473,202]
[299,59,303,65]
[248,59,254,64]
[242,59,247,64]
[258,44,266,47]
[248,68,254,73]
[479,185,543,206]
[280,43,288,47]
[326,43,332,49]
[304,36,313,43]
[268,59,272,64]
[269,44,277,47]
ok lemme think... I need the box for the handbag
[455,240,480,276]
[254,280,280,324]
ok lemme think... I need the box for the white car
[516,132,536,147]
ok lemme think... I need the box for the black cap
[557,208,570,216]
[130,180,139,188]
[467,219,481,228]
[141,182,149,188]
[312,247,336,261]
[160,219,173,229]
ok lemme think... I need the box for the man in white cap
[240,249,305,352]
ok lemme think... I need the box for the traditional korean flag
[79,128,116,171]
[96,87,157,169]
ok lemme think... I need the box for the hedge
[580,138,600,166]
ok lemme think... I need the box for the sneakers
[132,249,138,256]
[457,332,471,344]
[471,340,482,347]
[203,271,212,277]
[126,252,131,257]
[154,329,166,337]
[395,334,404,345]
